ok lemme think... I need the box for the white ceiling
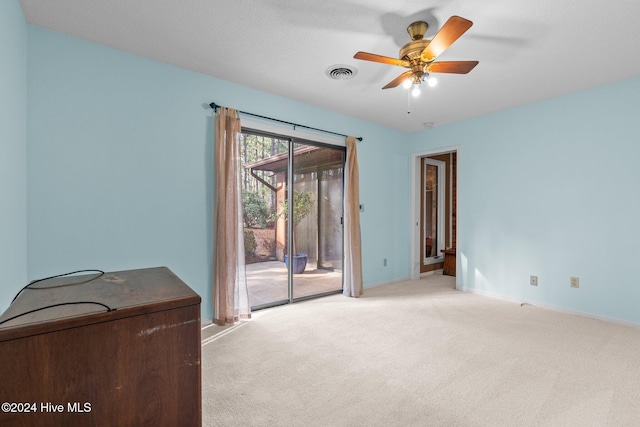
[19,0,640,132]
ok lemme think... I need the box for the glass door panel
[240,133,290,309]
[424,163,438,258]
[291,142,344,299]
[423,158,446,264]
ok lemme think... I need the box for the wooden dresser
[0,267,201,427]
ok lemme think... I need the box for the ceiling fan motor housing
[402,21,432,64]
[400,39,431,62]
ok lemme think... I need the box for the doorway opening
[240,129,345,310]
[411,148,458,280]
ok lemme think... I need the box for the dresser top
[0,267,200,340]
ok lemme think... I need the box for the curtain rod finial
[209,102,219,111]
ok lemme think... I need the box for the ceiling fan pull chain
[407,87,411,114]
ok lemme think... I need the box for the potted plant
[274,190,314,274]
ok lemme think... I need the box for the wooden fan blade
[354,51,410,67]
[427,60,478,74]
[382,71,414,89]
[420,16,473,62]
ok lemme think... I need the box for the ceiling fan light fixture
[402,79,413,89]
[411,83,421,97]
[427,75,438,87]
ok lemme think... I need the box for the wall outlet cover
[570,276,580,288]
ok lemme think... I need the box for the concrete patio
[246,260,342,307]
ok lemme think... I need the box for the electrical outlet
[570,277,579,288]
[530,275,538,286]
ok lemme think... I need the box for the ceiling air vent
[326,64,357,80]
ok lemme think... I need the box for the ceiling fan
[354,16,478,93]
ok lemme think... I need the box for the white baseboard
[364,276,412,290]
[363,273,447,290]
[460,286,640,329]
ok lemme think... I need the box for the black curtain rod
[209,102,362,141]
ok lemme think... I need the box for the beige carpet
[202,275,640,426]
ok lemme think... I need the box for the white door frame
[410,145,460,281]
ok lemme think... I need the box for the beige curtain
[343,136,363,297]
[213,107,251,325]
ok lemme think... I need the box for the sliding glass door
[240,131,344,309]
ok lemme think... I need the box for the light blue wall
[0,0,28,313]
[25,26,410,321]
[405,76,640,323]
[18,19,640,325]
